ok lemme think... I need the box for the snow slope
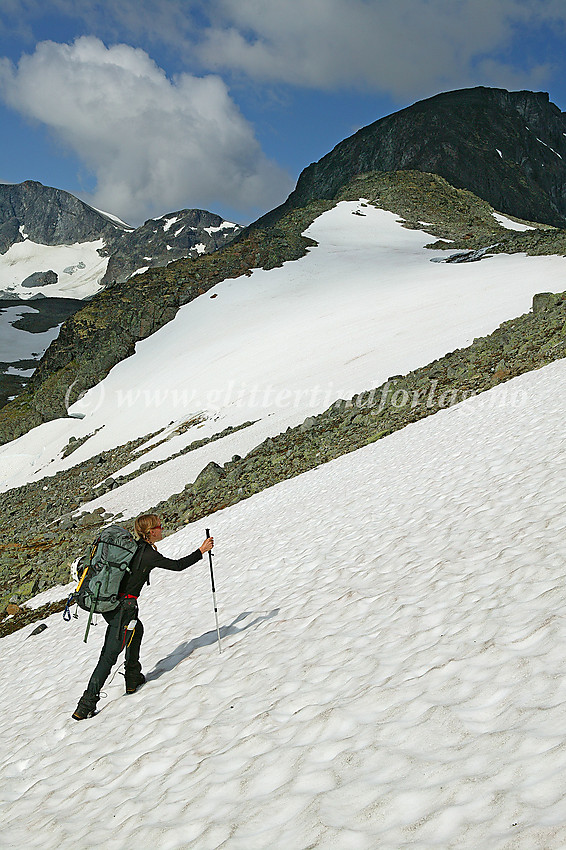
[491,212,537,231]
[0,238,109,300]
[1,359,565,849]
[1,200,565,512]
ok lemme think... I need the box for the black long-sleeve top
[121,540,203,598]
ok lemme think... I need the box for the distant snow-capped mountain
[0,181,241,300]
[100,208,241,287]
[0,181,241,405]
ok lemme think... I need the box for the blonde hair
[134,514,160,549]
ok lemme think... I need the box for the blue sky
[0,1,565,227]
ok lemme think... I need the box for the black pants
[81,598,144,709]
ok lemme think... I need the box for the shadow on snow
[146,608,280,681]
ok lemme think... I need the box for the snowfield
[0,237,109,300]
[1,200,565,514]
[1,358,565,849]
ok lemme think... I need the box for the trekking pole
[206,528,222,654]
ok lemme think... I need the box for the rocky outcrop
[21,270,58,288]
[257,87,566,230]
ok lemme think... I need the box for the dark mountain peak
[143,208,230,229]
[395,87,563,137]
[100,207,241,286]
[265,86,566,230]
[0,181,128,254]
[406,86,554,111]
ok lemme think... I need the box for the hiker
[72,514,213,720]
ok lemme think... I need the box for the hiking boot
[72,697,96,721]
[125,673,146,694]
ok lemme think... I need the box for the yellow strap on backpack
[75,564,89,593]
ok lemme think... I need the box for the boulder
[16,579,38,598]
[21,270,58,288]
[300,416,316,432]
[193,461,226,491]
[532,292,555,313]
[76,512,105,528]
[58,515,75,531]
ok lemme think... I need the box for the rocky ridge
[259,87,566,231]
[0,169,561,445]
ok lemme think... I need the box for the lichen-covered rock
[193,461,226,491]
[532,292,557,313]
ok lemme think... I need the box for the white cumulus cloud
[0,36,291,223]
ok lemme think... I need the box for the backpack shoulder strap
[123,539,153,589]
[128,539,145,573]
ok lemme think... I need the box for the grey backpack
[64,525,141,640]
[76,525,139,613]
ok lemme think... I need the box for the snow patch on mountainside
[204,221,238,235]
[1,200,565,505]
[90,206,133,230]
[162,215,179,232]
[491,212,536,231]
[0,238,108,299]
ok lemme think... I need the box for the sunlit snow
[0,238,109,299]
[491,212,536,231]
[1,359,565,848]
[1,201,564,512]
